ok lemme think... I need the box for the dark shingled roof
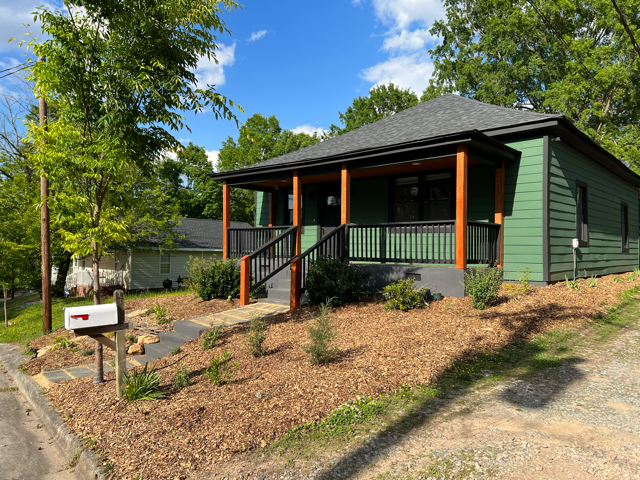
[172,218,251,250]
[242,94,562,170]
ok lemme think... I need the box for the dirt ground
[42,273,640,480]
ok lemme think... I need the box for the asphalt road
[0,364,68,480]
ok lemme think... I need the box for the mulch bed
[44,274,639,479]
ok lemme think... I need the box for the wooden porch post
[222,181,230,259]
[268,188,276,227]
[456,146,468,269]
[290,256,301,311]
[240,255,250,306]
[495,160,505,267]
[293,170,302,255]
[341,163,350,225]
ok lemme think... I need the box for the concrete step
[131,354,154,366]
[144,342,172,361]
[277,278,291,289]
[258,297,289,306]
[173,320,208,340]
[158,331,191,350]
[267,287,290,301]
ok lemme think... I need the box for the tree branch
[610,0,640,61]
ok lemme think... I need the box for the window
[394,176,419,222]
[576,182,588,246]
[81,257,86,270]
[160,253,171,274]
[621,202,629,252]
[285,190,303,225]
[424,173,452,221]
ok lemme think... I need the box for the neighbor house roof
[141,218,251,251]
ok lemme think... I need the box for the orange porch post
[494,160,505,267]
[341,163,350,225]
[456,146,468,269]
[222,181,230,259]
[240,255,250,306]
[290,256,301,311]
[293,170,302,255]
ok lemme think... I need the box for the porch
[214,131,520,308]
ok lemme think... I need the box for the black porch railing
[467,221,501,265]
[228,226,288,258]
[246,225,297,291]
[299,224,346,290]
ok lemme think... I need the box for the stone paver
[188,302,290,328]
[41,360,136,383]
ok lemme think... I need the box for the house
[209,94,640,305]
[67,218,251,295]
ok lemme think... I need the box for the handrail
[228,226,289,258]
[245,225,298,292]
[299,224,346,290]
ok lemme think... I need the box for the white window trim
[159,253,171,275]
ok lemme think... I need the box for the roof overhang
[208,130,520,189]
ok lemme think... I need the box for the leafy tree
[428,0,640,167]
[27,0,242,305]
[327,83,420,136]
[217,114,320,223]
[158,142,221,219]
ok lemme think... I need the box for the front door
[318,182,341,240]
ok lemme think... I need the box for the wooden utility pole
[39,57,52,334]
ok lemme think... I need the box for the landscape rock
[137,335,159,345]
[36,346,53,358]
[128,344,144,355]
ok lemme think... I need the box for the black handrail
[467,221,501,264]
[299,225,346,290]
[228,226,288,258]
[247,225,298,291]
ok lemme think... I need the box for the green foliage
[244,315,267,357]
[302,300,339,365]
[428,0,640,167]
[382,278,431,312]
[52,336,74,350]
[201,324,224,351]
[80,348,94,357]
[565,275,580,290]
[22,346,37,358]
[464,267,504,309]
[188,257,241,301]
[125,334,137,344]
[123,363,165,402]
[172,366,189,390]
[206,351,239,386]
[588,275,599,287]
[171,347,181,356]
[628,268,640,281]
[305,256,369,307]
[147,302,168,320]
[157,316,172,325]
[322,397,385,429]
[613,276,625,283]
[517,267,533,292]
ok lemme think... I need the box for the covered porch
[214,131,520,308]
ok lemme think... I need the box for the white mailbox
[64,303,118,330]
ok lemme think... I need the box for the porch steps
[265,264,309,306]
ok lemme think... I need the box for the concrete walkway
[40,360,136,383]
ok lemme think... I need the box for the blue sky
[0,0,445,164]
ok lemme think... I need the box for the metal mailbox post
[64,290,129,398]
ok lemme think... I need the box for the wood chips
[44,274,639,479]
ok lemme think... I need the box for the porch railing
[228,226,288,258]
[299,224,346,290]
[348,221,456,264]
[467,221,501,265]
[245,225,298,291]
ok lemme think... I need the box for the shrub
[302,299,339,365]
[206,351,239,386]
[171,347,181,356]
[464,267,504,310]
[123,363,165,401]
[172,366,189,390]
[587,275,598,287]
[305,256,369,306]
[158,316,172,325]
[201,324,224,351]
[147,302,168,320]
[244,315,267,357]
[188,257,241,301]
[517,267,533,292]
[565,275,580,290]
[80,348,94,357]
[381,278,430,311]
[125,334,137,344]
[51,336,75,351]
[613,276,624,284]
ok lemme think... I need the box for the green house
[210,95,640,305]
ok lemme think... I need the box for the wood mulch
[44,274,639,480]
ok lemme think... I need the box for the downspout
[128,249,133,291]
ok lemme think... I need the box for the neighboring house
[67,218,251,294]
[209,94,640,303]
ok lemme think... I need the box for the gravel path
[207,308,640,479]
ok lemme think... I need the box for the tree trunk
[10,269,14,299]
[52,251,72,298]
[92,241,101,306]
[3,284,7,327]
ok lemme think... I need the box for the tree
[27,0,242,305]
[327,83,420,136]
[428,0,640,167]
[217,114,321,223]
[158,143,221,219]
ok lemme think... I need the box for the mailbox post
[65,290,129,398]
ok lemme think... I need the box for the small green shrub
[171,347,181,356]
[22,346,37,358]
[80,348,94,357]
[613,276,625,284]
[464,267,504,309]
[123,363,165,401]
[172,366,189,390]
[587,275,598,287]
[147,302,168,320]
[244,315,267,357]
[302,300,339,365]
[305,256,369,307]
[382,278,430,311]
[321,396,385,431]
[565,275,580,290]
[628,268,640,281]
[187,257,241,301]
[52,336,75,351]
[125,334,137,344]
[206,351,239,386]
[201,324,224,351]
[517,267,533,292]
[157,316,172,325]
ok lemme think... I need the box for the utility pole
[39,56,52,334]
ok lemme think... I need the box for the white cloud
[291,124,326,137]
[381,29,436,52]
[371,0,445,30]
[248,30,268,42]
[360,54,434,94]
[164,150,178,161]
[206,149,219,166]
[195,43,236,87]
[177,137,191,144]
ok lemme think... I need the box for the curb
[0,344,105,480]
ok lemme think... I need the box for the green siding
[131,250,220,290]
[351,178,388,224]
[468,166,495,222]
[256,191,269,226]
[549,142,639,281]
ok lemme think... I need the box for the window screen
[394,176,419,222]
[576,183,588,246]
[160,253,171,274]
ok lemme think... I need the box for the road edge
[0,343,105,480]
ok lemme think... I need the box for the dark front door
[318,182,341,240]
